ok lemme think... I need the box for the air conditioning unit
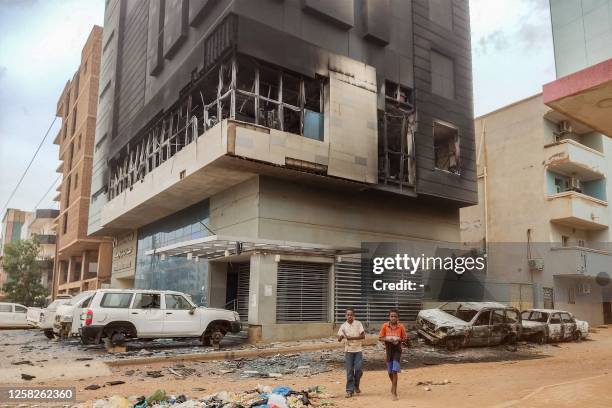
[528,258,544,271]
[577,282,591,295]
[558,120,573,134]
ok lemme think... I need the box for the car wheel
[80,335,92,345]
[446,336,463,352]
[201,334,212,347]
[535,332,546,345]
[573,331,582,342]
[110,331,126,346]
[43,329,55,339]
[504,333,518,352]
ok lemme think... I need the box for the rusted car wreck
[417,302,522,351]
[521,309,589,343]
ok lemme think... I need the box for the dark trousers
[345,351,363,393]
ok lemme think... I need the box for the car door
[548,313,563,341]
[163,294,201,336]
[0,304,14,327]
[561,313,576,341]
[469,310,491,346]
[489,309,506,345]
[13,305,28,327]
[130,293,164,337]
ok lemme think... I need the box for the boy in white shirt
[337,308,365,397]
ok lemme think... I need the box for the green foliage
[1,237,48,306]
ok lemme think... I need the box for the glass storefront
[135,199,211,305]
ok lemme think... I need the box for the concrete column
[248,253,278,326]
[80,251,89,281]
[208,261,228,308]
[97,242,113,281]
[67,257,75,282]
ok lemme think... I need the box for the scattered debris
[12,360,33,366]
[93,385,334,408]
[85,384,102,390]
[106,380,126,386]
[416,379,451,386]
[21,373,36,380]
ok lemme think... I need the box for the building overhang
[145,234,362,260]
[543,58,612,137]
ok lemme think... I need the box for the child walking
[378,309,407,400]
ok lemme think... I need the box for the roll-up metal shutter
[236,263,250,322]
[276,261,330,323]
[334,260,422,326]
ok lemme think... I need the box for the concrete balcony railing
[548,191,608,230]
[544,139,606,181]
[548,246,612,278]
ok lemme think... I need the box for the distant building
[461,93,612,325]
[52,26,113,297]
[0,208,29,299]
[21,209,60,292]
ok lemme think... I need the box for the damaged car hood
[419,309,469,329]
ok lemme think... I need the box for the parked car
[79,289,241,346]
[39,297,71,338]
[521,309,589,343]
[417,301,522,351]
[0,302,31,328]
[53,291,95,339]
[26,307,42,327]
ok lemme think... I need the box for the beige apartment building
[21,209,60,291]
[52,26,112,297]
[0,209,29,299]
[461,94,612,325]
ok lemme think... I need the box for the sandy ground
[1,326,612,407]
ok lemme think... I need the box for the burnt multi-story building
[53,26,113,297]
[89,0,476,341]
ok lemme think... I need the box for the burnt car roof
[522,308,571,314]
[442,301,513,311]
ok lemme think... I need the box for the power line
[34,175,61,210]
[1,116,58,216]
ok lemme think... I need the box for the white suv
[80,289,241,346]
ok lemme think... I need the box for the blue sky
[0,0,555,214]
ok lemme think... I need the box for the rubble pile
[92,385,335,408]
[222,353,332,378]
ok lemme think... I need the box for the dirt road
[2,327,611,407]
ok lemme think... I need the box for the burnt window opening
[433,121,460,174]
[385,81,413,108]
[107,54,326,200]
[378,96,416,190]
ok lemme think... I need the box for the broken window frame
[378,81,416,190]
[432,119,461,175]
[107,53,325,201]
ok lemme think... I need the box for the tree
[1,237,48,306]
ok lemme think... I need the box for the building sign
[112,231,137,277]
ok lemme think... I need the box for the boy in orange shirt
[378,309,407,400]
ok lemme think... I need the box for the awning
[145,235,362,260]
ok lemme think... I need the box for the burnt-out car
[416,302,521,351]
[520,309,589,343]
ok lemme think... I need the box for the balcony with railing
[544,139,606,181]
[548,246,612,278]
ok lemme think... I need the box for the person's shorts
[385,346,402,373]
[386,359,401,373]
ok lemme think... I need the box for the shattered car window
[506,310,519,323]
[523,311,548,322]
[491,310,505,324]
[474,310,491,326]
[455,306,478,322]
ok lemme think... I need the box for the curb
[104,336,379,367]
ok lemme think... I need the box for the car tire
[535,332,546,345]
[445,336,463,352]
[201,334,212,347]
[43,329,55,339]
[573,331,582,342]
